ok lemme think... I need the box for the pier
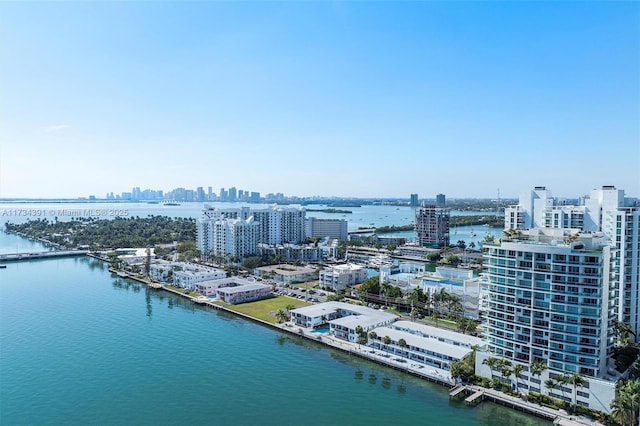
[449,384,468,399]
[0,250,89,262]
[464,389,484,406]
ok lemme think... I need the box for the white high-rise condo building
[477,228,619,412]
[197,205,306,259]
[306,217,348,240]
[504,185,640,337]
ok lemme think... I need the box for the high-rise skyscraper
[436,193,446,207]
[197,205,306,258]
[477,228,618,412]
[410,194,419,207]
[476,184,639,413]
[415,206,450,248]
[504,185,640,336]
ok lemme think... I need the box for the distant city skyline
[1,2,638,199]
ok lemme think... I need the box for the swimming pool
[313,326,330,335]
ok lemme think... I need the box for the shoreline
[2,233,596,426]
[107,265,594,426]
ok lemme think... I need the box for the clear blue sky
[1,1,638,199]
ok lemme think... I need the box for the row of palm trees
[610,378,640,426]
[482,357,587,407]
[482,357,538,393]
[543,372,587,410]
[481,357,589,411]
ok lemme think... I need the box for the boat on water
[0,265,7,269]
[164,202,181,206]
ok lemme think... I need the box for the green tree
[275,309,289,324]
[177,240,200,261]
[426,251,442,262]
[398,338,407,355]
[613,319,637,346]
[382,335,391,354]
[544,378,558,397]
[529,360,548,393]
[482,356,499,378]
[241,255,262,270]
[359,276,381,295]
[555,373,569,402]
[611,379,640,426]
[355,325,368,345]
[566,373,586,411]
[511,364,525,394]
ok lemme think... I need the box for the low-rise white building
[116,248,155,265]
[149,261,226,289]
[289,302,397,342]
[254,264,318,285]
[216,282,272,304]
[319,264,368,292]
[173,263,227,289]
[369,321,484,373]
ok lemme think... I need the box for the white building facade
[319,264,369,292]
[305,217,348,240]
[504,185,640,337]
[197,205,307,260]
[478,228,619,412]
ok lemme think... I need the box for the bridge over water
[0,250,89,262]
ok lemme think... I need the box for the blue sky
[1,2,638,199]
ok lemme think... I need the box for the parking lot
[273,284,329,303]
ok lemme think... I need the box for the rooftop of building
[216,283,272,294]
[325,263,366,273]
[370,326,472,360]
[255,264,317,275]
[392,320,483,347]
[291,301,398,323]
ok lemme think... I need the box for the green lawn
[224,296,312,323]
[291,281,319,289]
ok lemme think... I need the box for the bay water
[0,231,548,425]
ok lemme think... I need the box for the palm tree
[544,378,557,398]
[612,379,640,426]
[610,395,633,426]
[566,373,586,411]
[613,319,637,346]
[355,325,368,345]
[382,335,391,355]
[501,366,513,389]
[529,360,548,393]
[555,374,569,403]
[511,364,525,394]
[275,309,289,324]
[482,357,499,378]
[398,338,408,356]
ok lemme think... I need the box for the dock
[449,385,468,399]
[464,389,484,406]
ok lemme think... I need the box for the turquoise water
[0,201,500,237]
[0,250,548,425]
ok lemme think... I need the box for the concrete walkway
[285,323,602,426]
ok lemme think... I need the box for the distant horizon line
[0,196,535,202]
